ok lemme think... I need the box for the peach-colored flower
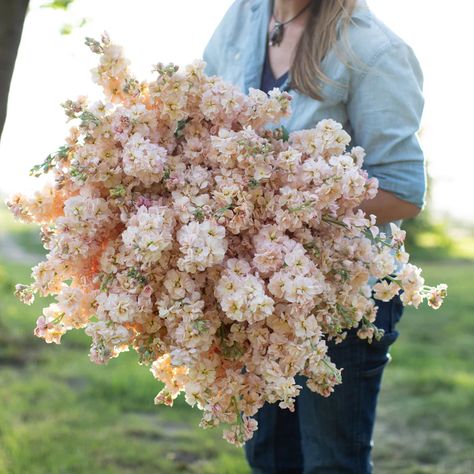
[7,36,447,447]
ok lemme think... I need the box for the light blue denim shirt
[203,0,426,210]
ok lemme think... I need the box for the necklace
[269,1,312,47]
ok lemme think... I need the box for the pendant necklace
[269,1,312,47]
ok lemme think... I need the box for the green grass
[373,261,474,473]
[1,247,473,472]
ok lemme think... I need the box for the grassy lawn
[373,261,474,474]
[0,215,473,473]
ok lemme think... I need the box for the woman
[203,1,425,472]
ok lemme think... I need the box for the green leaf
[79,111,100,128]
[99,273,114,292]
[248,178,260,189]
[127,268,148,286]
[69,165,87,182]
[161,168,170,183]
[42,0,74,10]
[29,145,70,177]
[193,207,205,222]
[109,185,126,198]
[214,203,235,216]
[192,320,209,334]
[60,24,73,35]
[174,117,191,138]
[85,37,103,54]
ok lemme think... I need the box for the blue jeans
[244,296,404,474]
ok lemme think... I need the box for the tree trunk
[0,0,29,141]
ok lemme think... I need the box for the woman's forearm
[359,188,421,225]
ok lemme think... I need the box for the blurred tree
[0,0,29,141]
[0,0,79,141]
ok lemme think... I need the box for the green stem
[231,396,243,426]
[384,274,403,287]
[322,216,394,249]
[51,312,65,325]
[321,357,342,384]
[321,216,348,228]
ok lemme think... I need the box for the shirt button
[234,52,241,60]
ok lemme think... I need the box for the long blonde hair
[290,0,358,100]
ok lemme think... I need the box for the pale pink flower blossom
[6,36,447,447]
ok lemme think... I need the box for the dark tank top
[260,47,289,92]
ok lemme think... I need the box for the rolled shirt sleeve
[347,41,426,208]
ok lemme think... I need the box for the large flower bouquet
[7,34,446,445]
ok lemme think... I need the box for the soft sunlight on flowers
[6,35,446,446]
